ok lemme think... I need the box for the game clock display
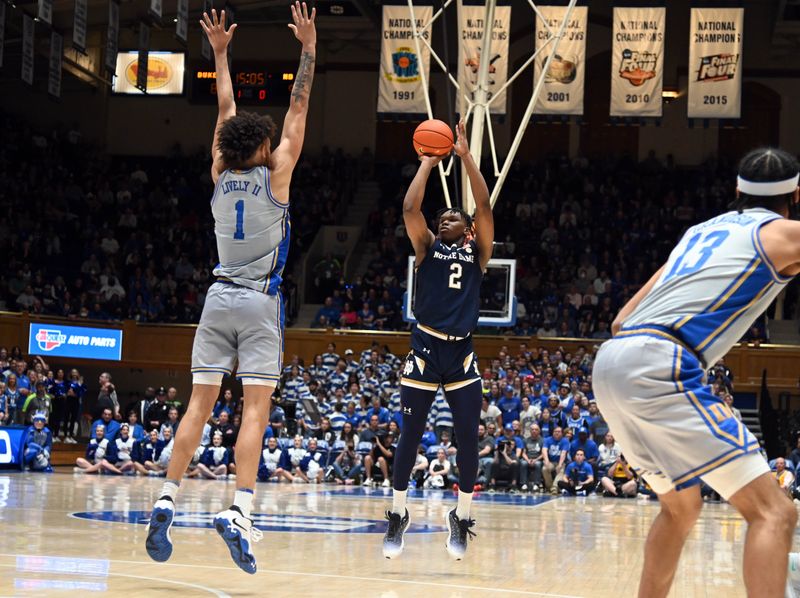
[191,68,294,106]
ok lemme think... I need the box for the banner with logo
[688,7,743,119]
[377,4,433,114]
[176,0,188,43]
[0,428,27,467]
[38,0,53,25]
[149,0,162,20]
[201,0,213,60]
[136,24,150,92]
[22,14,34,85]
[73,0,88,52]
[0,2,5,69]
[533,5,588,116]
[610,6,665,117]
[457,3,510,115]
[29,323,123,361]
[105,0,120,74]
[49,31,63,98]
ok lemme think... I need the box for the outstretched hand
[453,119,469,157]
[288,1,317,46]
[200,9,237,54]
[419,153,445,168]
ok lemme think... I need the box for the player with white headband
[592,147,800,598]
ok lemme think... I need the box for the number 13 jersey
[624,208,791,366]
[412,239,483,338]
[211,166,290,296]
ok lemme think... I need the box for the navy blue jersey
[413,239,482,337]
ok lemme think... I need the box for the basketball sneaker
[382,509,410,559]
[214,506,263,574]
[445,508,476,561]
[786,552,800,598]
[145,496,175,562]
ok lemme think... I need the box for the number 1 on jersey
[234,200,245,240]
[449,263,462,290]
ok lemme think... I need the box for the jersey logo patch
[403,407,413,415]
[414,356,426,374]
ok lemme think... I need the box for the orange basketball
[413,119,454,156]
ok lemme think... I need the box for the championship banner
[105,0,120,74]
[22,14,34,85]
[136,23,150,92]
[0,2,5,69]
[377,4,433,114]
[201,0,213,60]
[457,3,510,115]
[73,0,88,52]
[610,6,665,118]
[176,0,189,43]
[149,0,162,20]
[49,31,63,98]
[688,7,743,119]
[38,0,53,25]
[533,5,588,116]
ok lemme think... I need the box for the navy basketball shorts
[400,327,481,392]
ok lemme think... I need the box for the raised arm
[453,120,494,270]
[200,9,237,183]
[271,2,317,185]
[404,155,440,265]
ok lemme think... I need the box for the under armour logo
[422,348,431,354]
[403,407,412,415]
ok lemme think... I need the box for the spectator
[331,441,363,485]
[519,396,541,439]
[408,445,429,488]
[297,437,326,483]
[365,396,390,431]
[558,448,594,496]
[160,406,181,440]
[497,386,522,426]
[774,457,795,497]
[22,380,51,424]
[75,424,119,474]
[489,433,520,493]
[363,432,395,487]
[91,408,121,442]
[64,370,86,441]
[4,374,21,425]
[543,426,570,494]
[95,372,119,420]
[127,410,146,442]
[570,427,600,468]
[258,436,286,482]
[424,448,451,489]
[196,431,230,480]
[600,454,637,498]
[314,297,341,327]
[480,396,502,429]
[565,405,587,433]
[723,393,742,421]
[477,424,495,486]
[519,424,545,492]
[109,423,138,474]
[48,369,67,442]
[145,387,171,431]
[136,428,164,475]
[22,412,53,472]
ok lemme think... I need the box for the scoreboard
[190,67,295,106]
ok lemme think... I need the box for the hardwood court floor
[0,472,759,597]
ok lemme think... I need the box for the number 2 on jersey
[448,263,462,290]
[234,200,245,240]
[664,230,729,281]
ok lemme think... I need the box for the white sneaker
[362,478,373,486]
[52,437,60,443]
[227,474,237,481]
[214,507,263,574]
[73,467,83,474]
[381,479,391,488]
[520,484,528,492]
[787,552,800,598]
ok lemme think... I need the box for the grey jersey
[211,166,290,295]
[624,208,791,365]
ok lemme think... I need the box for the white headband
[737,174,799,196]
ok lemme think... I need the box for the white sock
[392,489,407,516]
[455,490,473,520]
[159,480,180,503]
[234,488,254,519]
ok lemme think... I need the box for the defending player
[146,3,316,574]
[593,148,800,598]
[382,121,494,560]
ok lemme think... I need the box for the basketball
[413,119,454,156]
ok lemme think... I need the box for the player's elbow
[611,319,623,336]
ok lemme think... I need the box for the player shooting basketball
[382,120,494,561]
[145,2,316,574]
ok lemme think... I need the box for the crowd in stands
[0,110,360,326]
[2,339,766,501]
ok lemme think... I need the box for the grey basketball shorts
[191,282,285,384]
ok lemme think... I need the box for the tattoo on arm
[291,51,316,106]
